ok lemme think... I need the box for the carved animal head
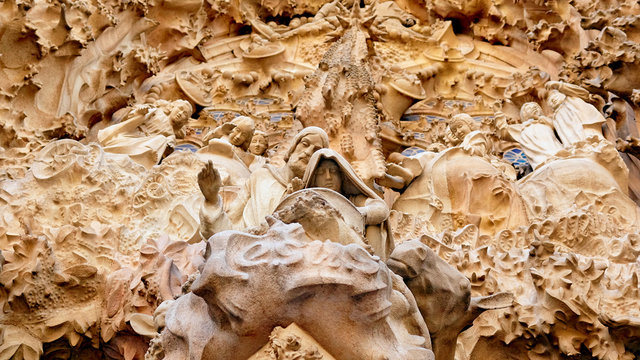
[387,239,471,335]
[388,239,513,360]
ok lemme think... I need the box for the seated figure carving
[97,99,192,169]
[198,127,329,237]
[445,113,478,149]
[507,102,564,170]
[447,113,516,179]
[512,84,638,224]
[546,81,606,145]
[387,114,527,235]
[197,116,260,186]
[445,114,489,155]
[202,115,255,152]
[274,148,392,258]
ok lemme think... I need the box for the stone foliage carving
[388,239,513,360]
[248,323,332,360]
[1,0,640,359]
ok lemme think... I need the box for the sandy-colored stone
[1,0,640,359]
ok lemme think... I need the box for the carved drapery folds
[1,0,640,359]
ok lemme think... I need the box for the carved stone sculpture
[546,82,607,146]
[198,127,329,236]
[98,100,193,169]
[508,103,564,170]
[3,0,640,359]
[248,323,333,360]
[391,146,529,236]
[202,116,255,151]
[388,239,513,360]
[153,221,434,360]
[276,148,392,258]
[196,116,260,186]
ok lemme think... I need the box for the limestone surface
[1,0,640,359]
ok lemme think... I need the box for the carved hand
[288,177,304,194]
[544,81,561,90]
[198,160,222,204]
[462,143,482,156]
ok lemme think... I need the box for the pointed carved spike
[336,15,350,29]
[362,15,376,28]
[58,4,70,30]
[351,2,360,19]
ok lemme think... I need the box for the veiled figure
[298,148,393,258]
[278,149,393,259]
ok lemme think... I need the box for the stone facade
[1,0,640,359]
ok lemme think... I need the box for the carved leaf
[64,264,98,279]
[0,325,42,360]
[129,313,158,337]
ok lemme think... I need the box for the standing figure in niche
[97,99,193,169]
[445,113,517,179]
[546,81,606,145]
[302,148,392,258]
[198,127,329,237]
[507,102,564,170]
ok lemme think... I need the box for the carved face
[451,122,471,140]
[171,102,192,127]
[248,134,268,155]
[547,90,566,110]
[229,126,249,147]
[313,159,342,193]
[520,102,542,121]
[288,133,325,178]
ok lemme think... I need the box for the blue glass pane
[175,144,199,152]
[401,146,426,157]
[503,148,529,166]
[210,111,240,120]
[269,112,293,122]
